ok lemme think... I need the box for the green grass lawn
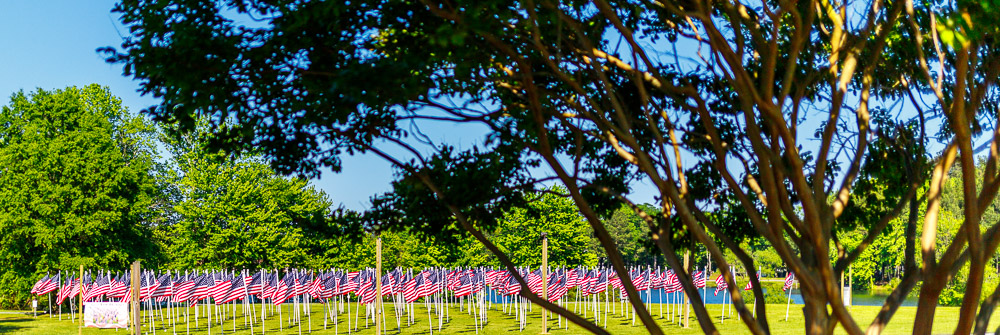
[2,302,998,334]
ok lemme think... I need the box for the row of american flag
[30,266,798,305]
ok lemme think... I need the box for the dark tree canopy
[105,0,1000,334]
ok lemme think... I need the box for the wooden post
[131,261,141,335]
[79,265,84,335]
[541,232,549,335]
[376,237,382,335]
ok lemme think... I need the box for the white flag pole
[785,279,793,321]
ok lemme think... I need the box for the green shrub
[762,281,791,304]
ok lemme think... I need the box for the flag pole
[47,271,52,318]
[785,276,793,321]
[376,237,383,335]
[261,270,266,335]
[78,265,84,335]
[307,276,312,334]
[59,270,63,321]
[541,232,549,335]
[703,253,710,307]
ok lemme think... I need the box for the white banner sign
[83,302,129,329]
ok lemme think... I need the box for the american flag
[139,272,157,301]
[334,272,352,296]
[261,272,278,299]
[307,272,324,297]
[340,272,359,294]
[609,271,623,293]
[37,273,60,295]
[107,273,128,298]
[403,273,422,302]
[308,272,325,298]
[173,274,196,303]
[714,273,728,296]
[150,274,173,298]
[473,269,486,294]
[272,273,294,305]
[292,271,309,296]
[78,273,91,301]
[783,272,795,291]
[289,272,302,297]
[56,275,76,305]
[417,270,438,298]
[566,268,581,289]
[650,268,663,290]
[30,274,50,295]
[665,270,682,293]
[453,271,474,298]
[485,270,502,288]
[547,270,568,301]
[445,270,459,291]
[633,268,649,291]
[219,272,247,304]
[744,272,760,291]
[248,271,264,296]
[83,273,111,302]
[381,272,396,296]
[496,270,511,290]
[242,271,253,290]
[526,269,543,294]
[391,269,406,294]
[357,271,377,304]
[693,271,706,288]
[118,273,132,303]
[503,272,521,296]
[591,269,609,294]
[209,272,232,301]
[189,274,212,302]
[120,277,133,304]
[578,269,594,295]
[317,272,338,299]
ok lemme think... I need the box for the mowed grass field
[2,302,999,335]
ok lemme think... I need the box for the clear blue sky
[0,0,404,210]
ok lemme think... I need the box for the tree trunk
[803,293,830,335]
[912,281,944,335]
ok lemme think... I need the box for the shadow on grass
[0,316,33,333]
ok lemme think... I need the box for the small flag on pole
[714,273,728,296]
[744,272,760,291]
[783,272,795,291]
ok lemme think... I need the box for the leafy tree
[163,151,334,270]
[459,189,600,268]
[0,85,160,308]
[105,0,1000,334]
[600,204,654,265]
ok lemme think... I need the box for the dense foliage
[0,85,161,308]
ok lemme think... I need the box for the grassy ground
[1,302,998,335]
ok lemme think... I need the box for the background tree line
[0,85,715,307]
[6,86,994,310]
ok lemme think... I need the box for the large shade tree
[0,85,161,308]
[106,0,1000,334]
[163,144,336,270]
